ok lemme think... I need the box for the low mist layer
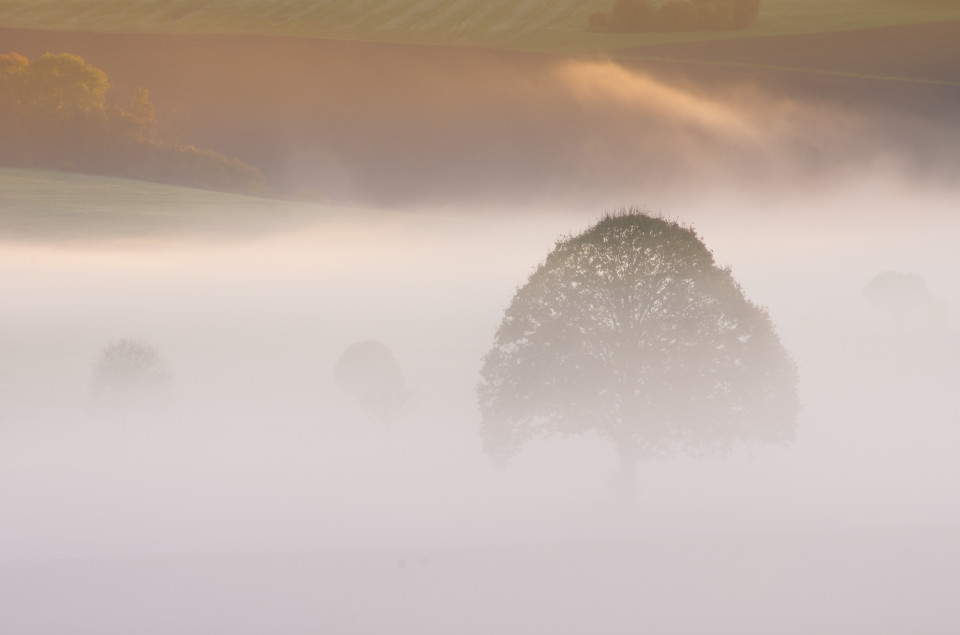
[2,177,958,561]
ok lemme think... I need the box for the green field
[0,168,331,241]
[0,0,958,53]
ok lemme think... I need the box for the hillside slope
[0,168,326,241]
[619,19,960,85]
[1,0,959,53]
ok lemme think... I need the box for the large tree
[478,211,798,497]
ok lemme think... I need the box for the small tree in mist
[91,338,172,414]
[864,271,942,331]
[478,210,799,500]
[333,340,407,426]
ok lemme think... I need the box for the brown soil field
[2,27,959,206]
[0,28,564,204]
[622,20,960,84]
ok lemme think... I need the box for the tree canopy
[15,53,109,117]
[478,211,798,495]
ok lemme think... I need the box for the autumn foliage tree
[16,53,108,116]
[0,52,264,194]
[478,211,798,499]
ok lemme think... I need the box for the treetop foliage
[15,53,108,116]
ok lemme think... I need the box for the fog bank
[2,175,959,563]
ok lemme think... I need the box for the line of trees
[0,52,265,195]
[589,0,761,33]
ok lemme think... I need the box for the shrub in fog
[333,340,407,425]
[864,271,942,331]
[90,338,172,413]
[478,210,799,499]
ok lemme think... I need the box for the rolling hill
[0,168,328,241]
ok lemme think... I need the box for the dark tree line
[0,52,265,195]
[589,0,761,33]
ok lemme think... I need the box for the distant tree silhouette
[478,211,798,499]
[0,52,27,79]
[864,271,941,331]
[333,340,408,425]
[91,338,172,414]
[0,54,27,155]
[113,87,157,142]
[129,88,156,127]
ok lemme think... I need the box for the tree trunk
[615,442,640,504]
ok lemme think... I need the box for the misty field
[0,0,958,52]
[3,2,960,631]
[3,166,960,532]
[3,164,960,633]
[4,527,959,634]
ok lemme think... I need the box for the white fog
[3,173,958,555]
[3,173,959,634]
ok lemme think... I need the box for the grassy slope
[0,0,959,54]
[0,167,331,241]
